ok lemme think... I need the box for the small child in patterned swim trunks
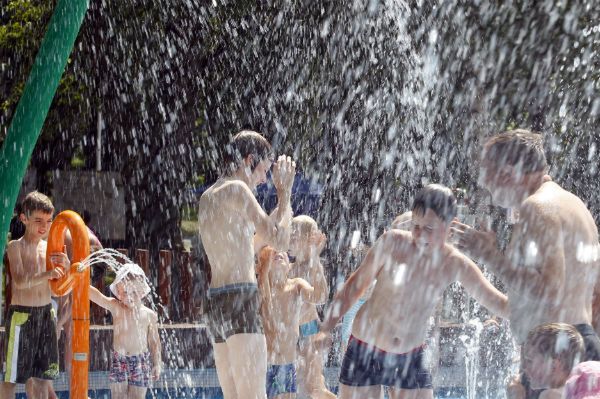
[89,263,162,399]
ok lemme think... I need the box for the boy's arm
[148,311,162,380]
[454,201,564,301]
[320,231,393,332]
[7,241,63,289]
[89,285,118,313]
[303,232,329,304]
[295,278,316,303]
[454,250,509,319]
[224,181,292,253]
[252,156,295,251]
[299,258,328,304]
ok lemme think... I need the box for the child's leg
[128,385,148,399]
[47,384,59,399]
[300,338,335,398]
[226,333,268,399]
[110,382,128,399]
[63,318,73,373]
[213,341,239,399]
[388,388,434,399]
[274,393,295,399]
[338,383,383,399]
[0,382,16,399]
[26,377,52,399]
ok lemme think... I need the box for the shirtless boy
[89,263,161,399]
[257,246,324,398]
[1,191,67,399]
[198,130,295,399]
[288,216,334,399]
[451,131,600,398]
[319,184,509,399]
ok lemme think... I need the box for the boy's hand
[312,331,332,353]
[272,155,296,194]
[506,375,526,399]
[49,251,70,268]
[450,220,497,264]
[152,364,162,381]
[49,266,65,280]
[310,231,327,255]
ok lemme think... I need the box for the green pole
[0,0,89,259]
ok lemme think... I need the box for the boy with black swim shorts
[318,184,509,399]
[1,191,67,399]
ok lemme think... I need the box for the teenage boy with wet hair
[452,130,600,398]
[198,130,296,399]
[1,192,67,399]
[318,184,509,399]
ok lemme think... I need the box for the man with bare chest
[198,131,295,399]
[452,130,600,399]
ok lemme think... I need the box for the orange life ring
[46,210,90,296]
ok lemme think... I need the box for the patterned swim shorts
[109,350,152,387]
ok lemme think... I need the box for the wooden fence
[3,248,205,324]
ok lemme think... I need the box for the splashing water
[76,248,135,273]
[459,320,484,399]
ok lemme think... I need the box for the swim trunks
[266,363,297,398]
[339,335,432,389]
[206,283,263,343]
[299,319,319,339]
[521,324,600,399]
[3,304,59,383]
[109,351,152,387]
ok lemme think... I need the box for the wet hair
[257,246,276,275]
[222,130,273,175]
[291,215,318,241]
[526,323,584,373]
[483,129,547,173]
[411,184,457,223]
[21,191,54,217]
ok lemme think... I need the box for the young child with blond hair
[288,215,333,399]
[89,263,161,399]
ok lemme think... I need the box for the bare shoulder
[214,180,252,198]
[520,194,560,225]
[142,305,158,322]
[381,229,411,244]
[380,229,413,255]
[6,239,21,253]
[443,244,469,269]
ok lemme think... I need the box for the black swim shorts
[339,335,433,390]
[206,283,264,344]
[3,304,59,383]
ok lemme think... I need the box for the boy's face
[288,225,312,257]
[115,277,146,307]
[523,344,559,389]
[411,208,449,248]
[478,160,529,208]
[20,210,53,239]
[270,251,290,283]
[246,156,272,190]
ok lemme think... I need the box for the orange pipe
[46,210,90,399]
